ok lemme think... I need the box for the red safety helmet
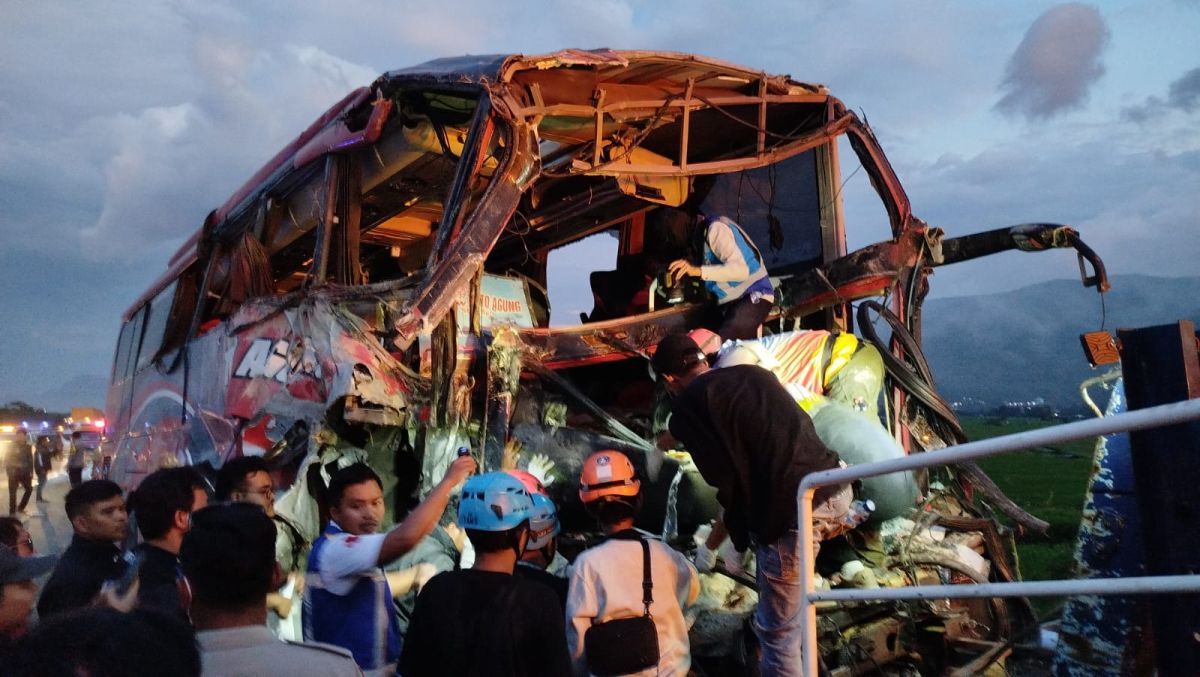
[687,328,722,358]
[507,469,547,496]
[578,450,640,504]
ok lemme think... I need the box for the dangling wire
[504,210,535,264]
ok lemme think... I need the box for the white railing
[794,397,1200,676]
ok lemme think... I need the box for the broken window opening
[134,281,177,371]
[697,150,825,277]
[838,135,895,253]
[546,229,621,326]
[357,91,501,287]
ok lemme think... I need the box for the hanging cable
[857,300,964,442]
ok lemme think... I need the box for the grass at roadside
[960,416,1096,618]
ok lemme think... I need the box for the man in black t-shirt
[652,333,854,677]
[399,472,571,677]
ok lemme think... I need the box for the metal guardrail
[794,397,1200,676]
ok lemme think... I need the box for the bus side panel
[225,298,415,432]
[109,326,232,489]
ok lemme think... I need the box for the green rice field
[960,416,1097,617]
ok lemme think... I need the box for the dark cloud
[1121,96,1163,124]
[1120,67,1200,124]
[1167,67,1200,111]
[995,4,1110,120]
[889,136,1200,298]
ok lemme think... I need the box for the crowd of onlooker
[0,449,700,677]
[1,332,860,676]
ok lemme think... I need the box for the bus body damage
[105,49,1109,674]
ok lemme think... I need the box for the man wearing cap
[651,333,854,677]
[181,503,362,677]
[0,545,57,646]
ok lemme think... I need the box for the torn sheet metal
[226,298,413,425]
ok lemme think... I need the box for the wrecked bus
[104,49,1108,673]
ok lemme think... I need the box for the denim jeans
[752,482,853,676]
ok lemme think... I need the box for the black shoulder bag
[584,531,660,676]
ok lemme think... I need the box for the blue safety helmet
[457,472,534,532]
[527,493,560,550]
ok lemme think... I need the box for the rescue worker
[507,470,567,608]
[688,327,885,419]
[182,503,361,677]
[651,333,855,677]
[566,450,700,677]
[508,470,568,566]
[400,472,572,677]
[304,457,475,676]
[655,206,774,340]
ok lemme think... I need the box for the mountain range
[920,274,1200,411]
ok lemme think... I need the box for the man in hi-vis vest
[656,207,773,341]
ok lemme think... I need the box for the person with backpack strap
[566,450,699,676]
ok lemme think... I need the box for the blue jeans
[752,483,853,676]
[753,529,804,676]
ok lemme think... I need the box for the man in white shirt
[182,503,362,677]
[657,207,774,340]
[566,450,700,676]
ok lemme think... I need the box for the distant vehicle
[103,49,1109,673]
[71,429,102,449]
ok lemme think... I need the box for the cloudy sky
[1,1,1197,411]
